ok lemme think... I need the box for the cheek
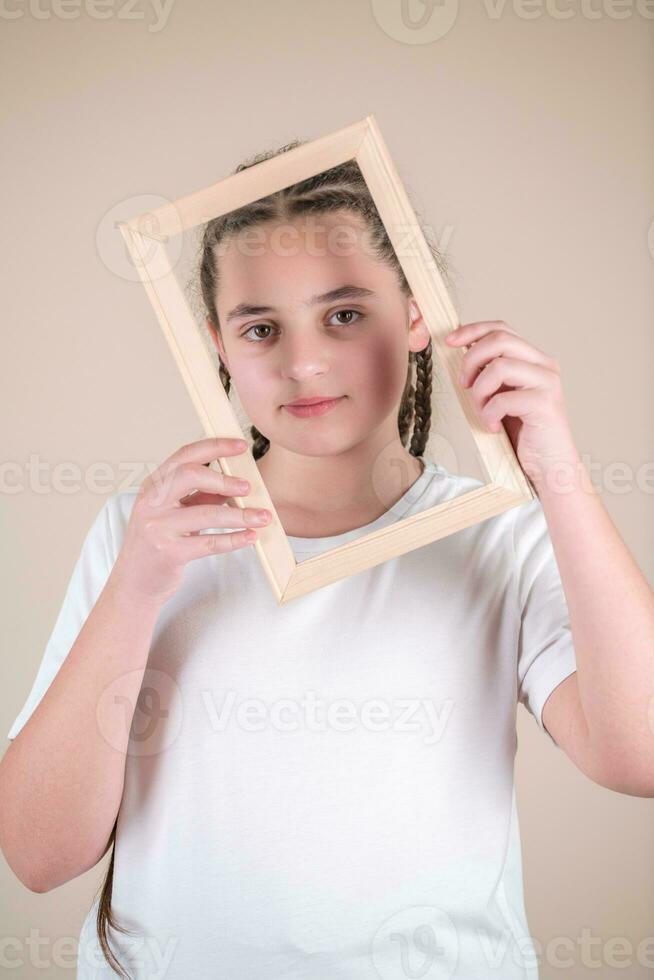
[354,341,408,407]
[225,357,273,412]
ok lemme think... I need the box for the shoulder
[420,460,558,595]
[422,458,542,547]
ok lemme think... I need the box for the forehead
[215,211,398,308]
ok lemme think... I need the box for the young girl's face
[209,210,429,459]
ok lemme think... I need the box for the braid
[218,355,270,459]
[410,340,433,457]
[397,357,416,446]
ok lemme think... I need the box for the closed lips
[284,396,341,406]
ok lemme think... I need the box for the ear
[206,317,229,370]
[406,297,432,354]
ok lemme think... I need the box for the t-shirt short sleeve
[6,497,118,741]
[513,496,577,748]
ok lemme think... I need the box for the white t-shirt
[7,458,577,980]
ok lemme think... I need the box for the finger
[459,334,554,386]
[178,489,235,507]
[176,527,259,561]
[468,357,554,407]
[145,436,248,490]
[482,388,542,429]
[166,502,271,534]
[145,462,250,510]
[446,320,521,347]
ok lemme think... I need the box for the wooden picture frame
[116,113,534,605]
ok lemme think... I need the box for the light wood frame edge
[116,114,534,606]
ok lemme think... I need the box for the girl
[2,144,653,980]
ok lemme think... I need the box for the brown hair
[93,138,454,977]
[92,822,138,978]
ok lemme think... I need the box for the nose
[279,331,331,383]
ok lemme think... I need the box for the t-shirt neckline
[287,457,439,556]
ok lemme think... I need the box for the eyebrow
[225,284,376,325]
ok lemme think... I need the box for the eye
[242,323,275,343]
[241,309,364,343]
[329,308,362,326]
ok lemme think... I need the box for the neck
[255,435,425,535]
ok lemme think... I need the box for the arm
[447,320,654,796]
[0,572,163,892]
[537,456,654,796]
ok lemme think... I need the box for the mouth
[282,396,345,418]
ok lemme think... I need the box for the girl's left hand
[445,320,580,487]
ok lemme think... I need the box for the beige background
[1,1,653,977]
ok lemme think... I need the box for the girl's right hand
[110,437,271,606]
